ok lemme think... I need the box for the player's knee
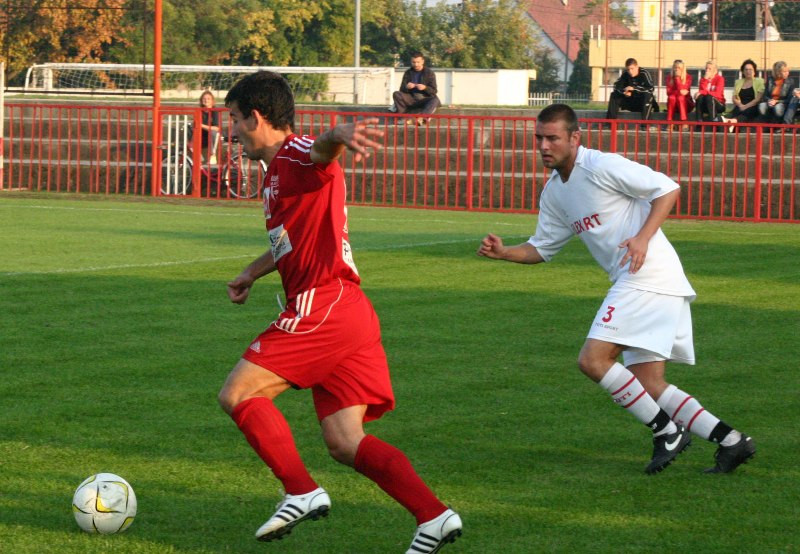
[577,352,609,381]
[217,386,239,415]
[322,432,359,467]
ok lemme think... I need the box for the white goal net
[23,63,393,105]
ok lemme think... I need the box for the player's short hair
[537,103,580,135]
[625,58,638,68]
[225,71,295,132]
[410,52,424,61]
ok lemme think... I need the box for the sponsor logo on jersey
[269,224,293,263]
[263,174,279,220]
[572,213,602,235]
[342,239,359,275]
[249,340,261,353]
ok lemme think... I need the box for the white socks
[657,385,740,445]
[599,363,677,436]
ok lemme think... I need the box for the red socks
[230,397,318,495]
[354,434,447,524]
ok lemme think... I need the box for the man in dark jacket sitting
[391,52,441,124]
[606,58,658,122]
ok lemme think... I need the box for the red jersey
[262,134,360,302]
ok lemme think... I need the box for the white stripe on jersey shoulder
[295,136,314,148]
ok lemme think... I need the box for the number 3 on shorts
[602,305,615,323]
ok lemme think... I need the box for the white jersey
[529,146,695,297]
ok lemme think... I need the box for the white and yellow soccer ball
[72,473,137,534]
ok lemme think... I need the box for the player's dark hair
[410,52,424,60]
[537,103,580,134]
[625,57,638,67]
[740,58,757,74]
[225,71,295,132]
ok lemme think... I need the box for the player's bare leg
[579,339,690,473]
[322,405,462,553]
[219,360,329,541]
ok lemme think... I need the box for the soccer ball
[72,473,137,534]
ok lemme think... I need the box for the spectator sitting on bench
[720,59,764,130]
[783,84,800,124]
[391,52,441,125]
[695,61,726,124]
[759,61,794,124]
[605,58,658,123]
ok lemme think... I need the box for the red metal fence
[3,103,798,223]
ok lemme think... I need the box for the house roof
[526,0,634,62]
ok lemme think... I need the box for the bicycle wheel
[223,153,262,199]
[160,154,193,195]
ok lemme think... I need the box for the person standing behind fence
[666,60,694,127]
[605,58,657,123]
[694,61,726,124]
[391,52,441,125]
[720,59,765,130]
[196,90,221,163]
[759,61,794,124]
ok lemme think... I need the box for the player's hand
[477,233,506,259]
[416,84,426,91]
[227,273,254,304]
[334,118,384,162]
[407,82,416,90]
[618,235,649,273]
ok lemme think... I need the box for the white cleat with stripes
[255,487,330,542]
[406,508,463,553]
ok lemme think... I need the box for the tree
[567,32,591,97]
[670,0,800,41]
[1,0,128,85]
[529,47,561,93]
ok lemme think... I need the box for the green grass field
[1,194,798,553]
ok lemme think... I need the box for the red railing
[3,103,798,223]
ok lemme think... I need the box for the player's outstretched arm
[477,233,544,264]
[311,118,384,164]
[227,250,276,304]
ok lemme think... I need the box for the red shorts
[242,279,395,423]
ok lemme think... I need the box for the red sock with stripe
[599,362,677,436]
[656,384,739,444]
[230,397,318,495]
[354,434,447,525]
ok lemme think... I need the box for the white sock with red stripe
[657,384,740,445]
[599,363,677,436]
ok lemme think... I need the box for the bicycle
[160,123,265,199]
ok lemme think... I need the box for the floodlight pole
[151,0,162,196]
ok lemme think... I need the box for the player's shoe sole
[645,425,691,474]
[255,487,330,542]
[705,434,755,474]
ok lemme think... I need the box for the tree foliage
[0,0,128,84]
[1,0,548,85]
[567,33,591,96]
[669,1,800,41]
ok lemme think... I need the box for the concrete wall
[393,68,536,107]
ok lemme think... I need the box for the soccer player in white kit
[477,103,755,474]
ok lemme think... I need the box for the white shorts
[586,285,695,366]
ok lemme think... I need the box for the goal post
[23,63,394,105]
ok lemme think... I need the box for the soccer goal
[23,63,393,105]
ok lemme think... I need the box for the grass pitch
[1,194,798,553]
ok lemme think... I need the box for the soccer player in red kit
[217,71,461,553]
